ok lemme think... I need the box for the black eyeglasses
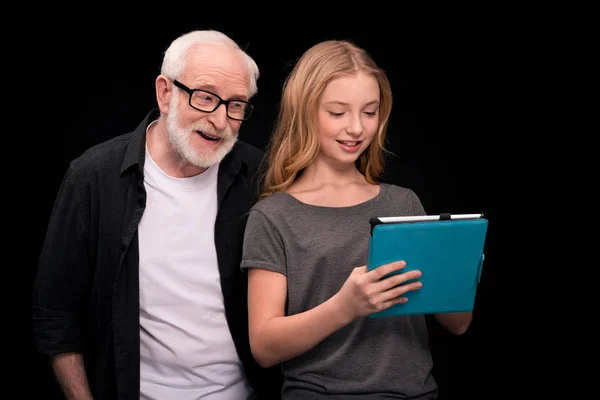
[172,80,253,121]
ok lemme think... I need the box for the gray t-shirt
[241,183,438,399]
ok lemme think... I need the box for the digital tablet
[367,213,488,317]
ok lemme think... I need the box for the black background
[25,13,533,400]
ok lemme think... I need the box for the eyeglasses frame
[172,79,254,121]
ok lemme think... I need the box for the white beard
[166,94,237,169]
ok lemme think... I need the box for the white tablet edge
[378,213,483,223]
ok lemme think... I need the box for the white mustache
[190,122,233,140]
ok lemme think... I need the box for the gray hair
[161,30,260,97]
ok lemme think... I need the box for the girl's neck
[287,168,379,208]
[294,159,364,190]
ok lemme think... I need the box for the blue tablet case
[367,214,488,317]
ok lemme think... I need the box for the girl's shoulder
[251,191,298,215]
[379,182,417,198]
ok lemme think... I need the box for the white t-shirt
[138,144,253,400]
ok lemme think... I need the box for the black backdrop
[27,17,520,400]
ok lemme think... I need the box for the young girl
[241,40,472,399]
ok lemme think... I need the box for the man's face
[166,44,251,169]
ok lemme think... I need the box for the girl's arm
[247,261,423,367]
[434,312,473,335]
[247,268,351,367]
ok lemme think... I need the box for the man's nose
[207,103,228,131]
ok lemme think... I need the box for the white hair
[161,30,260,97]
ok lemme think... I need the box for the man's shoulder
[232,140,264,169]
[234,139,263,157]
[66,132,134,180]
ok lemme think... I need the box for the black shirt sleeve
[32,162,91,356]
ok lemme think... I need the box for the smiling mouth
[336,140,362,146]
[197,130,220,141]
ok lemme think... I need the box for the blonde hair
[261,40,393,199]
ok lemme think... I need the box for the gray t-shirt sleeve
[241,208,287,275]
[409,189,427,215]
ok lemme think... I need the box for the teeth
[201,131,219,139]
[338,141,359,146]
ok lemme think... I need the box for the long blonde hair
[260,40,393,199]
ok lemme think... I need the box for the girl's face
[316,71,380,167]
